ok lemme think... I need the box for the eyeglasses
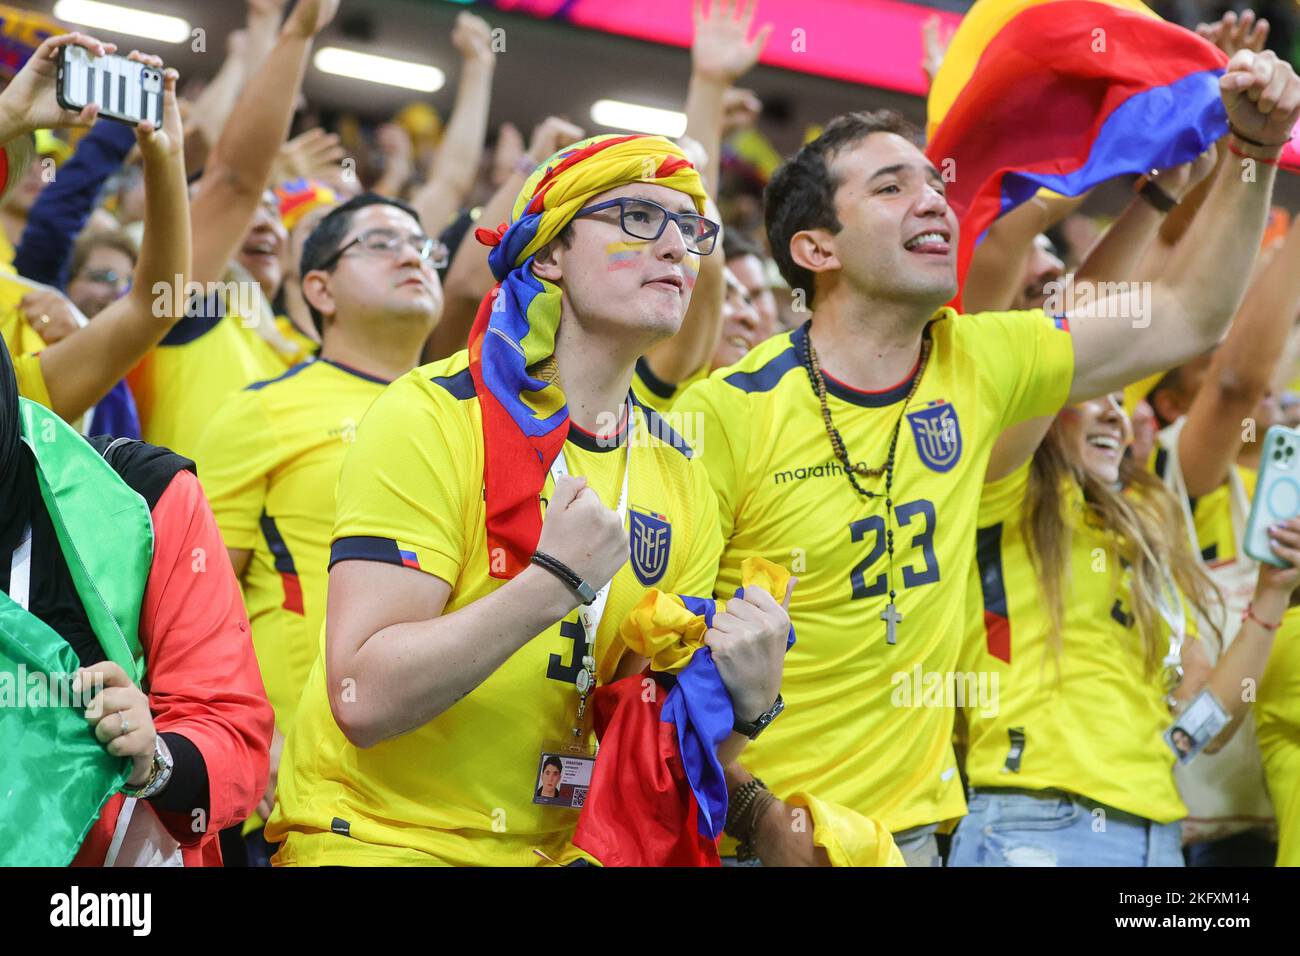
[572,198,720,255]
[317,227,449,271]
[81,268,130,291]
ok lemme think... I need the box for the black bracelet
[1136,177,1178,214]
[1229,124,1292,150]
[530,550,596,604]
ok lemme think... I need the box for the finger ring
[119,714,131,736]
[38,313,50,326]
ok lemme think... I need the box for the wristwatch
[124,735,174,800]
[733,695,785,740]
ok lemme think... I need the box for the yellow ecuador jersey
[268,351,724,866]
[674,309,1074,833]
[1258,606,1300,866]
[196,357,388,735]
[631,356,707,413]
[962,461,1188,822]
[128,286,314,463]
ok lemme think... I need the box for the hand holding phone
[0,32,114,142]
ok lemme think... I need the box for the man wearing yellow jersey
[267,134,792,866]
[196,194,445,864]
[129,0,336,462]
[676,50,1300,867]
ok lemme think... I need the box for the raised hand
[282,0,340,40]
[1220,48,1300,149]
[0,33,117,137]
[921,14,955,87]
[131,54,183,162]
[1197,9,1270,58]
[274,127,346,183]
[451,11,496,68]
[691,0,772,85]
[527,116,585,166]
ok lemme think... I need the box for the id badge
[1164,688,1231,764]
[533,739,595,810]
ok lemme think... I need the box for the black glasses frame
[571,197,720,255]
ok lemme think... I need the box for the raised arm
[185,0,289,177]
[1176,215,1300,497]
[1072,153,1216,288]
[683,0,771,199]
[39,60,190,422]
[190,0,337,287]
[1176,522,1300,754]
[1066,49,1300,405]
[962,193,1082,314]
[408,12,496,236]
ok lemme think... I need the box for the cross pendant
[881,602,903,645]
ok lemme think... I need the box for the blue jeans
[949,789,1184,867]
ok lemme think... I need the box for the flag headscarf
[470,133,708,579]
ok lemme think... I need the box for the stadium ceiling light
[313,48,445,93]
[52,1,191,44]
[590,100,688,138]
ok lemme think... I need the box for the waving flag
[573,559,794,867]
[469,133,707,579]
[926,0,1232,292]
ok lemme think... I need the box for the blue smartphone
[1243,425,1300,567]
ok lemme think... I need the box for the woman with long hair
[951,394,1300,866]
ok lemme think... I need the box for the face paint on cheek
[682,255,700,291]
[605,240,645,272]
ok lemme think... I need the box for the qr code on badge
[571,787,587,809]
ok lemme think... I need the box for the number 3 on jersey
[848,498,939,599]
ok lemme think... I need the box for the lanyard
[1138,536,1187,698]
[9,524,32,611]
[547,400,633,731]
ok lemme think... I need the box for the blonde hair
[1023,424,1222,679]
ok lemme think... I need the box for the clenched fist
[536,474,629,592]
[706,577,796,723]
[1220,48,1300,149]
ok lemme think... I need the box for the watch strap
[1135,176,1178,213]
[733,694,784,740]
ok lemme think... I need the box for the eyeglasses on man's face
[572,197,720,256]
[79,268,131,292]
[320,227,449,271]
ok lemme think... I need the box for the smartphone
[56,45,163,127]
[1243,424,1300,567]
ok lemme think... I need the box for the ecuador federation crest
[630,507,672,586]
[906,400,962,473]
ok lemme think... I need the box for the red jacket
[71,468,273,866]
